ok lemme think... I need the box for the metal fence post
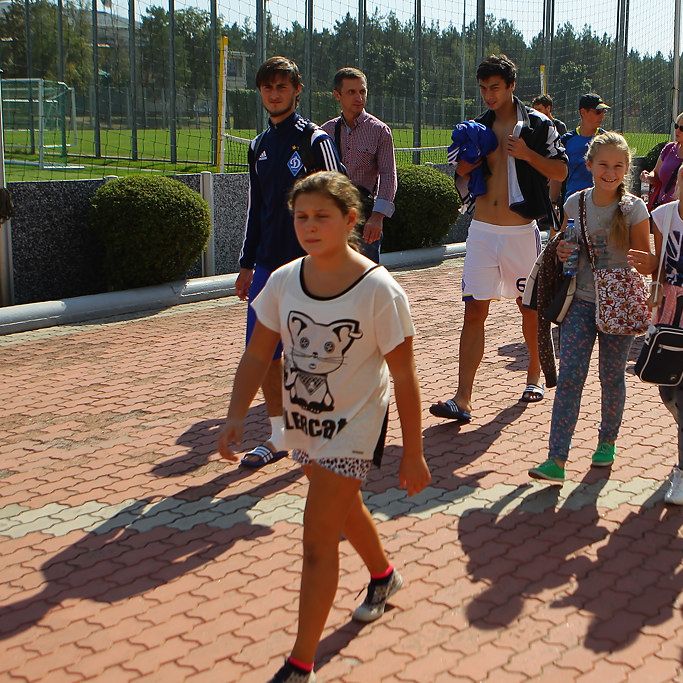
[210,0,218,166]
[255,0,267,133]
[24,0,35,156]
[92,0,101,157]
[476,0,485,66]
[129,0,138,161]
[542,0,553,87]
[413,0,422,164]
[57,0,67,159]
[0,77,14,307]
[168,0,177,164]
[673,0,681,130]
[304,0,313,119]
[357,0,365,70]
[460,0,466,121]
[200,171,216,276]
[613,0,628,131]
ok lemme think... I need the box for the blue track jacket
[239,112,345,272]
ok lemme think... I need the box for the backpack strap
[577,189,597,271]
[299,120,321,172]
[334,117,343,162]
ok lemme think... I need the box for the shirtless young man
[430,54,568,423]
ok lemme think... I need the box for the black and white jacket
[475,96,567,225]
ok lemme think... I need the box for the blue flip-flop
[428,399,472,423]
[239,444,288,469]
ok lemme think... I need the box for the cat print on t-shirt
[284,311,363,414]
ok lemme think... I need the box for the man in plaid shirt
[322,67,397,263]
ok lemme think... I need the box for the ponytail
[610,181,630,251]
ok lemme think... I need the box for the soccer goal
[2,78,80,169]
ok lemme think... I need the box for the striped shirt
[322,111,397,218]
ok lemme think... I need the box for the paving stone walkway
[0,260,681,682]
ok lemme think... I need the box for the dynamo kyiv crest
[287,151,303,176]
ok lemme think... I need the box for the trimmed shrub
[90,176,210,290]
[382,165,460,252]
[643,141,667,171]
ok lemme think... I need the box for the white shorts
[462,219,541,301]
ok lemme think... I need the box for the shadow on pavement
[0,470,303,641]
[497,341,530,373]
[422,402,527,473]
[552,486,682,652]
[459,472,682,652]
[315,620,368,670]
[152,417,226,476]
[151,405,278,478]
[458,472,610,631]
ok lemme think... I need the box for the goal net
[2,78,78,169]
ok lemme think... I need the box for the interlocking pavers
[1,261,682,682]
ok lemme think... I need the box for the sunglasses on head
[675,123,683,130]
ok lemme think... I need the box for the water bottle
[563,218,579,277]
[641,178,650,205]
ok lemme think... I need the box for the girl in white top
[218,171,431,683]
[646,163,683,504]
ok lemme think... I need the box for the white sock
[269,416,285,451]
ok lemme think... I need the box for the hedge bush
[90,176,210,290]
[382,165,460,252]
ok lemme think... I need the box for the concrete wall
[9,179,108,305]
[7,164,469,305]
[8,173,249,305]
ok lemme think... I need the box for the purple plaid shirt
[322,111,397,218]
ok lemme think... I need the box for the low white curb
[0,241,472,335]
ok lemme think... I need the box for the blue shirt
[562,128,605,200]
[239,112,344,271]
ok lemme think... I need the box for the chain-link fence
[0,0,680,181]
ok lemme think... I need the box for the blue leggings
[549,298,634,462]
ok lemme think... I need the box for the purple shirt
[657,142,683,205]
[322,110,397,218]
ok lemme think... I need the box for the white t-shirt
[251,257,415,461]
[652,201,683,287]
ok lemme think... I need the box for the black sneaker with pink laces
[352,569,404,622]
[269,660,316,683]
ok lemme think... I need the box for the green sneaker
[528,459,565,483]
[591,442,615,467]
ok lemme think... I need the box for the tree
[0,0,93,92]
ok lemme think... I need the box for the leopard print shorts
[292,449,372,481]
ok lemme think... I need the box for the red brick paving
[0,260,682,682]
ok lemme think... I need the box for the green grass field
[3,126,669,183]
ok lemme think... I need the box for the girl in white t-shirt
[649,163,683,505]
[218,171,431,683]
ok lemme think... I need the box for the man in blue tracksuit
[551,93,609,206]
[235,56,345,468]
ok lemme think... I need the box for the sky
[223,0,679,57]
[110,0,681,60]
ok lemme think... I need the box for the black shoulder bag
[634,202,683,386]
